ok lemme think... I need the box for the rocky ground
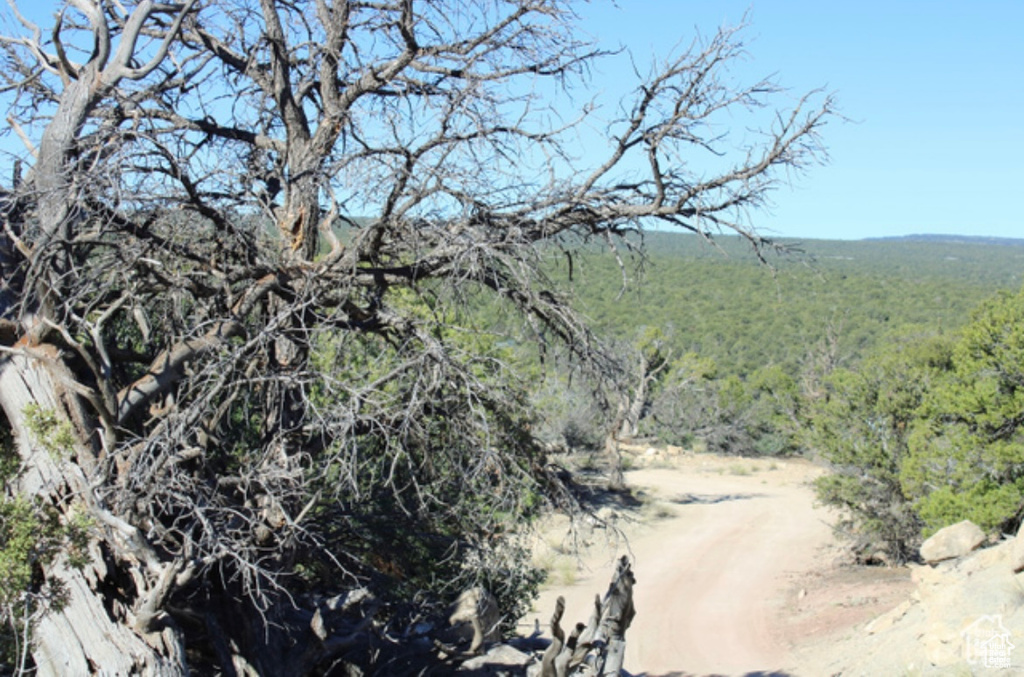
[496,449,1024,676]
[795,523,1024,677]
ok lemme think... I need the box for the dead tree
[604,334,672,490]
[540,556,636,676]
[0,1,832,672]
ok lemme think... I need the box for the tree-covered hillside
[543,231,1024,563]
[570,233,1024,379]
[500,232,1024,472]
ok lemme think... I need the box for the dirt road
[523,458,836,676]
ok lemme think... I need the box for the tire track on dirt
[525,462,832,676]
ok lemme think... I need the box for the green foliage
[463,538,546,636]
[805,332,952,561]
[532,233,1021,457]
[743,365,803,456]
[635,325,671,374]
[569,234,1021,380]
[0,495,92,668]
[298,290,549,627]
[641,358,802,456]
[808,285,1024,559]
[901,287,1024,534]
[22,405,76,459]
[1,410,93,665]
[642,352,719,448]
[532,371,606,451]
[0,425,16,486]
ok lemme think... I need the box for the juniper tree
[0,1,833,672]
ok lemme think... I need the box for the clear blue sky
[3,2,1021,241]
[578,0,1024,241]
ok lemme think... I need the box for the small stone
[457,644,531,673]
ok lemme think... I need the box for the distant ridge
[863,233,1024,247]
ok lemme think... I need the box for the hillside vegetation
[575,233,1024,376]
[526,233,1024,561]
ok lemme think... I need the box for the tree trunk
[0,351,188,675]
[0,6,202,669]
[604,431,625,493]
[540,557,636,676]
[605,398,628,492]
[591,557,635,676]
[619,353,651,441]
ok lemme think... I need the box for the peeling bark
[0,352,188,675]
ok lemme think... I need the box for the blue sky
[578,1,1023,240]
[3,2,1020,241]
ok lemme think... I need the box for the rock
[866,550,892,567]
[804,524,1024,675]
[457,644,531,674]
[910,538,1024,669]
[910,562,944,587]
[450,587,502,652]
[919,520,985,563]
[865,599,914,635]
[324,587,373,613]
[922,621,961,667]
[1011,521,1024,573]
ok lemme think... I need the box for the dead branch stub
[539,556,636,677]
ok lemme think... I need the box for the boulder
[919,520,985,564]
[1011,520,1024,573]
[450,587,502,652]
[815,530,1024,674]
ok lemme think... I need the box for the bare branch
[116,320,245,424]
[103,0,198,84]
[0,2,833,671]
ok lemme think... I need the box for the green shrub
[901,287,1024,535]
[810,285,1024,559]
[805,332,952,562]
[22,404,76,459]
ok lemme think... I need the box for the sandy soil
[521,454,914,677]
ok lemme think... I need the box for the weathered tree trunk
[590,557,635,676]
[0,5,199,670]
[619,353,651,441]
[605,398,629,492]
[539,557,636,676]
[0,352,188,675]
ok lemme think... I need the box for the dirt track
[523,458,839,676]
